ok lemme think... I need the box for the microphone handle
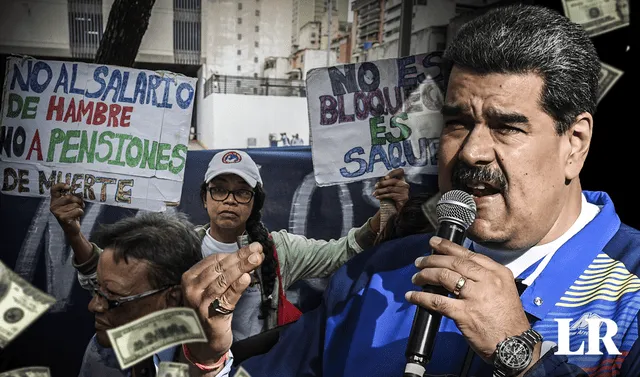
[403,221,466,377]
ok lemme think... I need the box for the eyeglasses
[208,187,254,204]
[91,286,172,310]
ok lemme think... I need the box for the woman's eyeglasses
[208,187,254,204]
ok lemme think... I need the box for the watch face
[497,337,533,371]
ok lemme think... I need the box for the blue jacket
[229,191,640,376]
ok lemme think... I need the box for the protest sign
[306,52,444,186]
[0,57,197,211]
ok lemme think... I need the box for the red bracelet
[182,344,228,371]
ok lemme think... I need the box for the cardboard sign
[0,57,197,211]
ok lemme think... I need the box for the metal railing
[203,75,306,98]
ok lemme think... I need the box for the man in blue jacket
[179,4,640,376]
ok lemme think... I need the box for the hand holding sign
[374,168,409,231]
[373,168,410,211]
[50,183,84,235]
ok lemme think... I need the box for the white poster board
[306,52,445,186]
[0,57,197,211]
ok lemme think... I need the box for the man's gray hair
[443,4,600,134]
[93,211,202,288]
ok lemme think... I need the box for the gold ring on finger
[453,276,466,297]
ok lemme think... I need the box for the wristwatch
[493,328,543,377]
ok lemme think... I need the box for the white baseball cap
[204,150,263,188]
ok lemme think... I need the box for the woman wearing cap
[49,149,409,342]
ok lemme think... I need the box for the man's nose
[88,293,107,313]
[458,125,495,166]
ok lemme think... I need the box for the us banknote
[158,361,189,377]
[0,261,55,349]
[0,367,50,377]
[598,62,624,104]
[562,0,629,37]
[107,307,207,370]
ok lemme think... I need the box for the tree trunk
[95,0,157,66]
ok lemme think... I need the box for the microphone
[403,190,477,377]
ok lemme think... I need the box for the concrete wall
[197,93,310,149]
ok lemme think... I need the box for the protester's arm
[50,183,102,289]
[275,169,409,287]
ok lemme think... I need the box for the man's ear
[565,112,593,181]
[164,286,183,308]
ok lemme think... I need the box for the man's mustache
[451,162,507,192]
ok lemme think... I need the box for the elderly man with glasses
[75,211,202,377]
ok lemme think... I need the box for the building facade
[201,0,292,78]
[291,0,349,51]
[0,0,202,67]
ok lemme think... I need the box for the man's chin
[95,331,112,348]
[467,220,507,244]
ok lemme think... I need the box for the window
[311,32,316,38]
[254,73,258,78]
[236,80,241,87]
[238,33,242,40]
[68,0,104,59]
[237,49,242,55]
[237,65,241,72]
[238,3,242,10]
[238,17,242,24]
[172,0,202,65]
[254,57,258,63]
[254,41,259,47]
[255,25,259,32]
[255,10,260,16]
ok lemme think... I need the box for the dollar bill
[421,192,442,230]
[562,0,629,38]
[158,361,189,377]
[0,261,56,349]
[0,367,50,377]
[598,62,624,104]
[107,307,207,370]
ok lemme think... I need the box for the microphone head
[435,190,477,229]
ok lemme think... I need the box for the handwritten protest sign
[0,57,197,211]
[306,52,444,186]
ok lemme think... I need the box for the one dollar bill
[562,0,629,37]
[0,367,50,377]
[158,361,189,377]
[0,261,55,349]
[598,62,624,104]
[107,307,207,370]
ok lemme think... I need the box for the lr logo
[555,314,621,356]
